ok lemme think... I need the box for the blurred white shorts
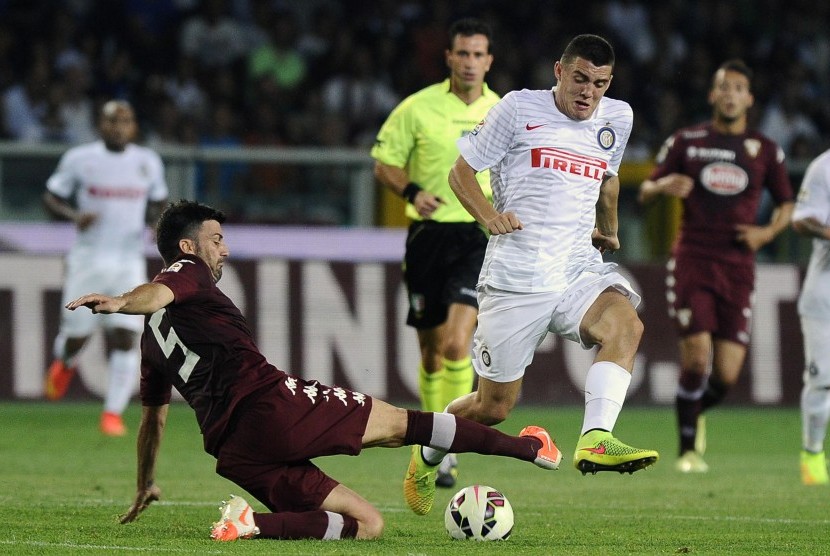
[59,255,146,336]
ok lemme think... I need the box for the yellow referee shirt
[371,79,500,223]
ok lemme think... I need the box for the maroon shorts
[215,376,373,512]
[667,255,755,345]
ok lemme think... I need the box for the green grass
[0,402,824,555]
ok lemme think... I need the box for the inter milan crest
[597,126,615,150]
[481,349,491,367]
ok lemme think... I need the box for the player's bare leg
[574,290,658,474]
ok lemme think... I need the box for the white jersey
[457,88,632,292]
[793,148,830,320]
[46,141,168,260]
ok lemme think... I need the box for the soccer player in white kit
[403,34,658,516]
[791,148,830,485]
[43,100,168,436]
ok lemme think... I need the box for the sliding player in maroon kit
[638,59,794,473]
[65,200,561,542]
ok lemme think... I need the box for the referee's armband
[402,182,422,204]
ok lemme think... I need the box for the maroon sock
[676,395,702,455]
[677,370,705,455]
[701,375,729,411]
[404,409,539,463]
[253,510,358,540]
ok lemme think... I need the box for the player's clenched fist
[485,212,523,235]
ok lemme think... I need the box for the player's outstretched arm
[121,404,168,524]
[66,282,174,315]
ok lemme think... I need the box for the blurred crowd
[1,0,829,219]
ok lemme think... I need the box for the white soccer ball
[444,485,514,541]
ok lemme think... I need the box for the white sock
[581,361,632,435]
[801,384,830,453]
[322,511,345,540]
[421,412,455,465]
[104,349,139,414]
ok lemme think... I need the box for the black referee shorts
[403,220,487,329]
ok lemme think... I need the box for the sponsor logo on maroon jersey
[530,147,607,181]
[686,146,735,162]
[700,162,749,195]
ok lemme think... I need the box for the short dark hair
[713,59,753,88]
[561,34,615,69]
[449,17,493,53]
[155,200,226,266]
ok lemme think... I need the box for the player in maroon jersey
[638,59,794,473]
[65,200,561,541]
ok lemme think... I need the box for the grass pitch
[0,402,824,555]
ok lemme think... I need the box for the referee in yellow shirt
[371,18,499,488]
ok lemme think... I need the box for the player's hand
[120,484,162,524]
[412,191,444,219]
[658,174,694,198]
[735,223,773,252]
[592,228,620,254]
[484,212,523,235]
[75,212,98,231]
[65,294,125,314]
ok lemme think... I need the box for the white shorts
[801,315,830,388]
[472,263,640,384]
[59,254,146,337]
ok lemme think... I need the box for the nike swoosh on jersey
[526,123,547,130]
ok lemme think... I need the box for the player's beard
[715,108,743,125]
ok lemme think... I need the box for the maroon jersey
[139,255,283,456]
[649,123,793,265]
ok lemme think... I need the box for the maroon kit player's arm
[65,282,175,316]
[120,404,168,524]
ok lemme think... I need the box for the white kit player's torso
[48,141,168,333]
[47,140,168,262]
[794,149,830,320]
[456,88,632,293]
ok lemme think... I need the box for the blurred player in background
[65,199,560,541]
[404,33,659,517]
[791,149,830,485]
[43,100,168,436]
[638,60,794,473]
[370,18,499,488]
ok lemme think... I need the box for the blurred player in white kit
[791,148,830,485]
[43,100,168,436]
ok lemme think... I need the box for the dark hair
[155,199,226,265]
[448,17,493,53]
[561,34,615,69]
[712,59,753,88]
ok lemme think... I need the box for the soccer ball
[444,485,514,541]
